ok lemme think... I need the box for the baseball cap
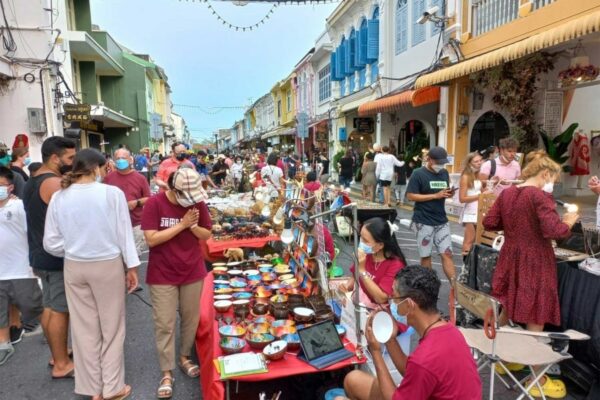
[428,146,449,164]
[172,168,207,204]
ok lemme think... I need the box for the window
[318,65,331,102]
[412,0,426,46]
[286,90,292,113]
[277,100,282,120]
[395,0,408,55]
[430,0,443,35]
[367,8,380,62]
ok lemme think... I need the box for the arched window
[470,111,510,152]
[395,0,408,55]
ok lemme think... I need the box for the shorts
[133,225,148,257]
[380,180,392,187]
[33,269,68,313]
[0,279,43,327]
[412,222,453,258]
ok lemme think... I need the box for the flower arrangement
[559,64,600,87]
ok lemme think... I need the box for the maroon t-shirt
[393,324,482,400]
[351,255,405,302]
[141,192,212,285]
[103,170,150,226]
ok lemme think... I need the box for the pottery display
[281,333,301,350]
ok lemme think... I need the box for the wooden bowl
[263,340,288,361]
[218,324,246,338]
[220,337,246,355]
[247,333,275,350]
[293,307,315,323]
[214,300,232,313]
[247,322,271,335]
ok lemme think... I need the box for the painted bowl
[220,337,246,355]
[293,307,315,323]
[254,287,273,298]
[232,299,250,307]
[243,269,260,276]
[261,272,277,283]
[229,278,248,289]
[257,263,273,270]
[213,279,230,285]
[227,261,243,268]
[263,340,288,361]
[246,275,262,283]
[247,322,271,335]
[270,294,288,304]
[270,325,297,338]
[214,300,232,313]
[282,333,301,351]
[212,262,227,268]
[214,287,233,295]
[252,303,269,316]
[253,315,275,325]
[269,283,284,291]
[218,324,247,338]
[228,269,243,277]
[259,266,273,273]
[247,333,275,350]
[214,294,232,301]
[279,273,295,282]
[232,292,252,299]
[271,319,295,328]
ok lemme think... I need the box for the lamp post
[214,132,219,154]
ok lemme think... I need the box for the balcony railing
[471,0,557,36]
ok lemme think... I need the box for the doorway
[470,111,509,152]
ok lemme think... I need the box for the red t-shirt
[304,181,322,192]
[392,324,482,400]
[141,192,212,285]
[103,170,150,226]
[351,255,405,302]
[156,158,194,191]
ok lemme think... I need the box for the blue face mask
[0,155,9,167]
[115,159,129,170]
[24,157,31,166]
[390,302,408,324]
[358,240,374,254]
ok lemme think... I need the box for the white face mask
[542,181,554,194]
[0,186,9,201]
[431,164,444,173]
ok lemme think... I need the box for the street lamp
[214,132,219,154]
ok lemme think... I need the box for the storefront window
[470,111,510,152]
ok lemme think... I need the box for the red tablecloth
[206,235,280,255]
[196,273,364,400]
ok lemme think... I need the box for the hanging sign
[63,103,91,122]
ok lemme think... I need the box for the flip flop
[105,384,132,400]
[48,349,74,367]
[51,368,75,379]
[179,359,199,378]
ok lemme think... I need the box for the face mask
[176,153,186,161]
[115,159,129,170]
[0,155,9,167]
[358,240,374,254]
[24,157,31,166]
[176,192,196,208]
[542,181,554,194]
[431,164,444,173]
[0,186,9,201]
[236,161,242,164]
[389,302,408,324]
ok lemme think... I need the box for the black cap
[428,146,449,164]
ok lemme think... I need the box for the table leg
[226,380,230,400]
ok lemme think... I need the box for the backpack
[488,159,496,179]
[134,155,145,171]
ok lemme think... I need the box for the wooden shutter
[359,25,368,66]
[367,19,379,62]
[412,0,426,46]
[349,31,357,71]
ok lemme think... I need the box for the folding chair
[453,280,590,400]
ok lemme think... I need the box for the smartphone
[449,186,458,193]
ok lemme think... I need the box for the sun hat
[172,167,207,204]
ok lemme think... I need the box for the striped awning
[358,87,441,117]
[260,127,296,140]
[415,10,600,88]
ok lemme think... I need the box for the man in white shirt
[375,146,404,207]
[0,167,43,365]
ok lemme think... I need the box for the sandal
[179,359,200,378]
[48,349,74,367]
[105,384,132,400]
[528,375,567,399]
[157,376,174,399]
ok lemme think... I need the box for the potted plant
[539,122,578,197]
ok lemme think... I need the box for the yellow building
[415,0,600,181]
[263,74,297,152]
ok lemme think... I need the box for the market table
[196,273,365,400]
[206,235,280,256]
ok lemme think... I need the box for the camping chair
[452,280,590,400]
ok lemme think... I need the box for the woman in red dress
[483,150,579,397]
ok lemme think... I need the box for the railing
[471,0,519,36]
[531,0,556,11]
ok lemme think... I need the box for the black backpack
[488,159,496,179]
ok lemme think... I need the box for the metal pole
[351,204,362,347]
[215,133,219,154]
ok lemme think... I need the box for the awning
[415,10,600,88]
[358,87,440,117]
[261,127,296,140]
[91,105,135,128]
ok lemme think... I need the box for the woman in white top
[44,148,139,400]
[458,152,487,258]
[375,146,404,207]
[231,155,244,187]
[260,152,284,191]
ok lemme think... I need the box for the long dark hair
[363,217,406,264]
[61,148,106,188]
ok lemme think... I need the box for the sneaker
[0,342,15,365]
[528,375,567,399]
[22,321,43,337]
[9,326,24,345]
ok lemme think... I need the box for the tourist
[406,146,456,281]
[337,149,354,189]
[483,150,578,398]
[10,146,30,182]
[0,167,43,366]
[44,148,139,400]
[142,168,212,399]
[260,152,284,190]
[342,218,406,305]
[150,150,161,177]
[479,137,521,195]
[211,154,229,187]
[375,146,404,207]
[231,155,244,187]
[338,266,482,400]
[458,152,486,259]
[360,152,377,201]
[303,171,321,193]
[155,143,194,191]
[22,136,76,378]
[104,148,151,258]
[393,152,408,206]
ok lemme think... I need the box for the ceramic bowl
[247,333,275,350]
[232,299,250,308]
[263,340,288,361]
[212,262,227,268]
[227,261,243,268]
[229,278,248,289]
[214,287,233,295]
[270,325,297,338]
[214,294,232,301]
[243,269,260,277]
[218,324,247,338]
[261,272,277,283]
[220,337,246,355]
[258,266,273,274]
[282,333,301,351]
[213,279,230,285]
[279,273,295,282]
[293,307,315,323]
[212,266,228,274]
[270,294,288,304]
[257,263,273,270]
[372,311,394,343]
[214,300,232,313]
[228,269,243,277]
[232,292,252,300]
[271,319,295,328]
[247,322,271,335]
[252,315,274,325]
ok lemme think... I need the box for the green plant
[332,150,345,173]
[404,132,430,167]
[539,123,578,173]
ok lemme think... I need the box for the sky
[89,0,339,142]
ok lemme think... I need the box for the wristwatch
[360,271,370,279]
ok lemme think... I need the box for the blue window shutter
[359,25,368,66]
[344,40,351,75]
[337,42,346,77]
[413,0,426,46]
[330,51,339,81]
[367,19,379,62]
[339,127,347,141]
[349,32,357,72]
[354,28,364,67]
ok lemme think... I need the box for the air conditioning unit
[27,108,47,134]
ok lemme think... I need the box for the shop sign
[353,118,374,133]
[544,91,563,138]
[316,129,328,142]
[63,103,91,122]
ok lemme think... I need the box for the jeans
[339,176,352,188]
